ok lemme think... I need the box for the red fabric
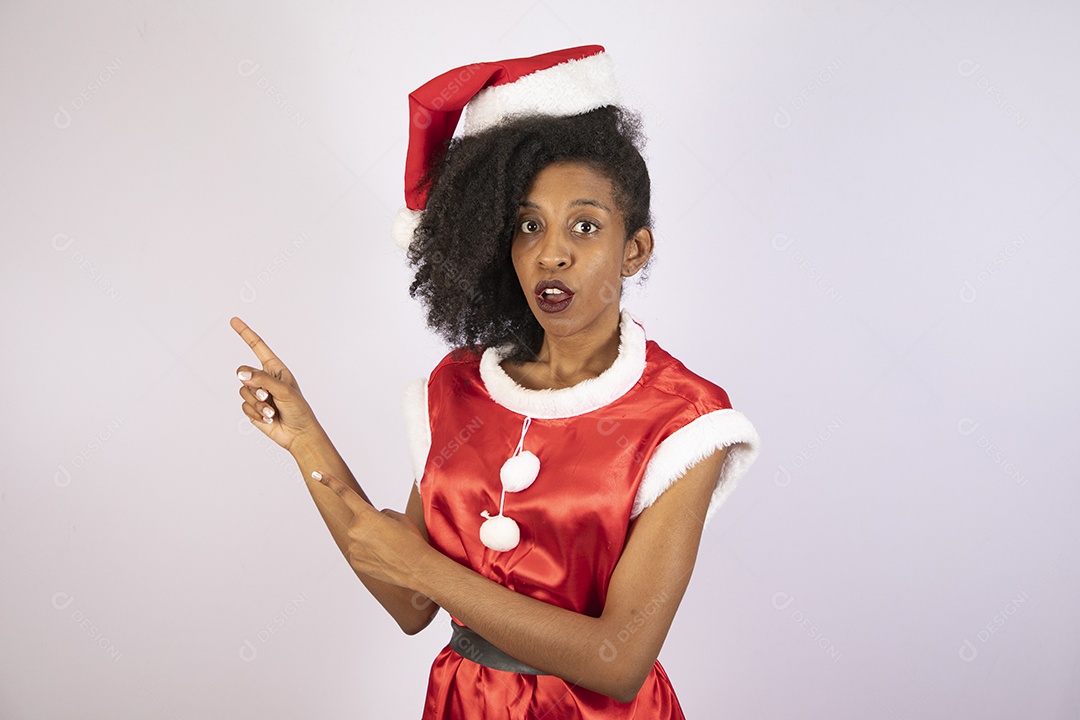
[417,340,732,719]
[404,45,605,211]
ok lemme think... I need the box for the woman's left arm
[314,446,728,703]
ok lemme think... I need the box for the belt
[448,620,548,675]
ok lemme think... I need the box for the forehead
[520,161,620,210]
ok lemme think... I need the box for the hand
[313,470,432,590]
[231,316,322,454]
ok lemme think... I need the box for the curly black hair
[406,104,653,362]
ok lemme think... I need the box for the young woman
[232,46,760,719]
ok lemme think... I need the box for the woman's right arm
[291,430,440,635]
[230,316,440,635]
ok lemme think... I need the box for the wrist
[411,543,452,600]
[288,425,332,465]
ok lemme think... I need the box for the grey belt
[449,620,548,675]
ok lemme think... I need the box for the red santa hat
[391,44,621,249]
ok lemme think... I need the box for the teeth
[543,288,565,296]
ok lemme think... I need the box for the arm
[230,316,440,635]
[318,445,729,702]
[292,431,440,635]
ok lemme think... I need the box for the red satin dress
[403,311,760,719]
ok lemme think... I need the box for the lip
[534,279,574,314]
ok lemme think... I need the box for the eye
[573,220,597,234]
[519,219,541,234]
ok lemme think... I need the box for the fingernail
[311,471,323,482]
[261,406,275,418]
[255,388,268,401]
[237,370,251,381]
[262,415,273,424]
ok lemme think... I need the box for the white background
[2,1,1078,718]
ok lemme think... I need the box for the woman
[232,46,760,718]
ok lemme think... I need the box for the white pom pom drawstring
[480,415,539,552]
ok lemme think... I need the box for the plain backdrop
[2,1,1078,718]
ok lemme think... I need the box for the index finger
[313,471,375,515]
[230,316,280,366]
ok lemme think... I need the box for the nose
[535,228,571,270]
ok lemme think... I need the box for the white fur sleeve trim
[630,408,760,528]
[401,377,431,492]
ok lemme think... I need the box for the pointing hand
[231,316,322,453]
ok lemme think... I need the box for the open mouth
[534,280,574,313]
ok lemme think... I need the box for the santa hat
[391,44,621,249]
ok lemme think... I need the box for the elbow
[397,616,424,635]
[589,629,658,702]
[396,597,439,636]
[596,661,652,704]
[396,612,433,636]
[609,677,646,705]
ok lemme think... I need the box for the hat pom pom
[392,207,422,249]
[479,511,520,551]
[500,451,540,492]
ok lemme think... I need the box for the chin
[532,303,609,337]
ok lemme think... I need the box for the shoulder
[402,345,489,486]
[404,345,484,408]
[629,338,760,527]
[423,345,487,388]
[640,339,733,415]
[431,344,485,373]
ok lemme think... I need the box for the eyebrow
[518,199,612,212]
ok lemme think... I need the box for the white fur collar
[479,310,646,419]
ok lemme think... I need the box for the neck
[529,307,623,388]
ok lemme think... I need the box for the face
[511,161,652,345]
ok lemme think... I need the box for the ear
[622,227,654,277]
